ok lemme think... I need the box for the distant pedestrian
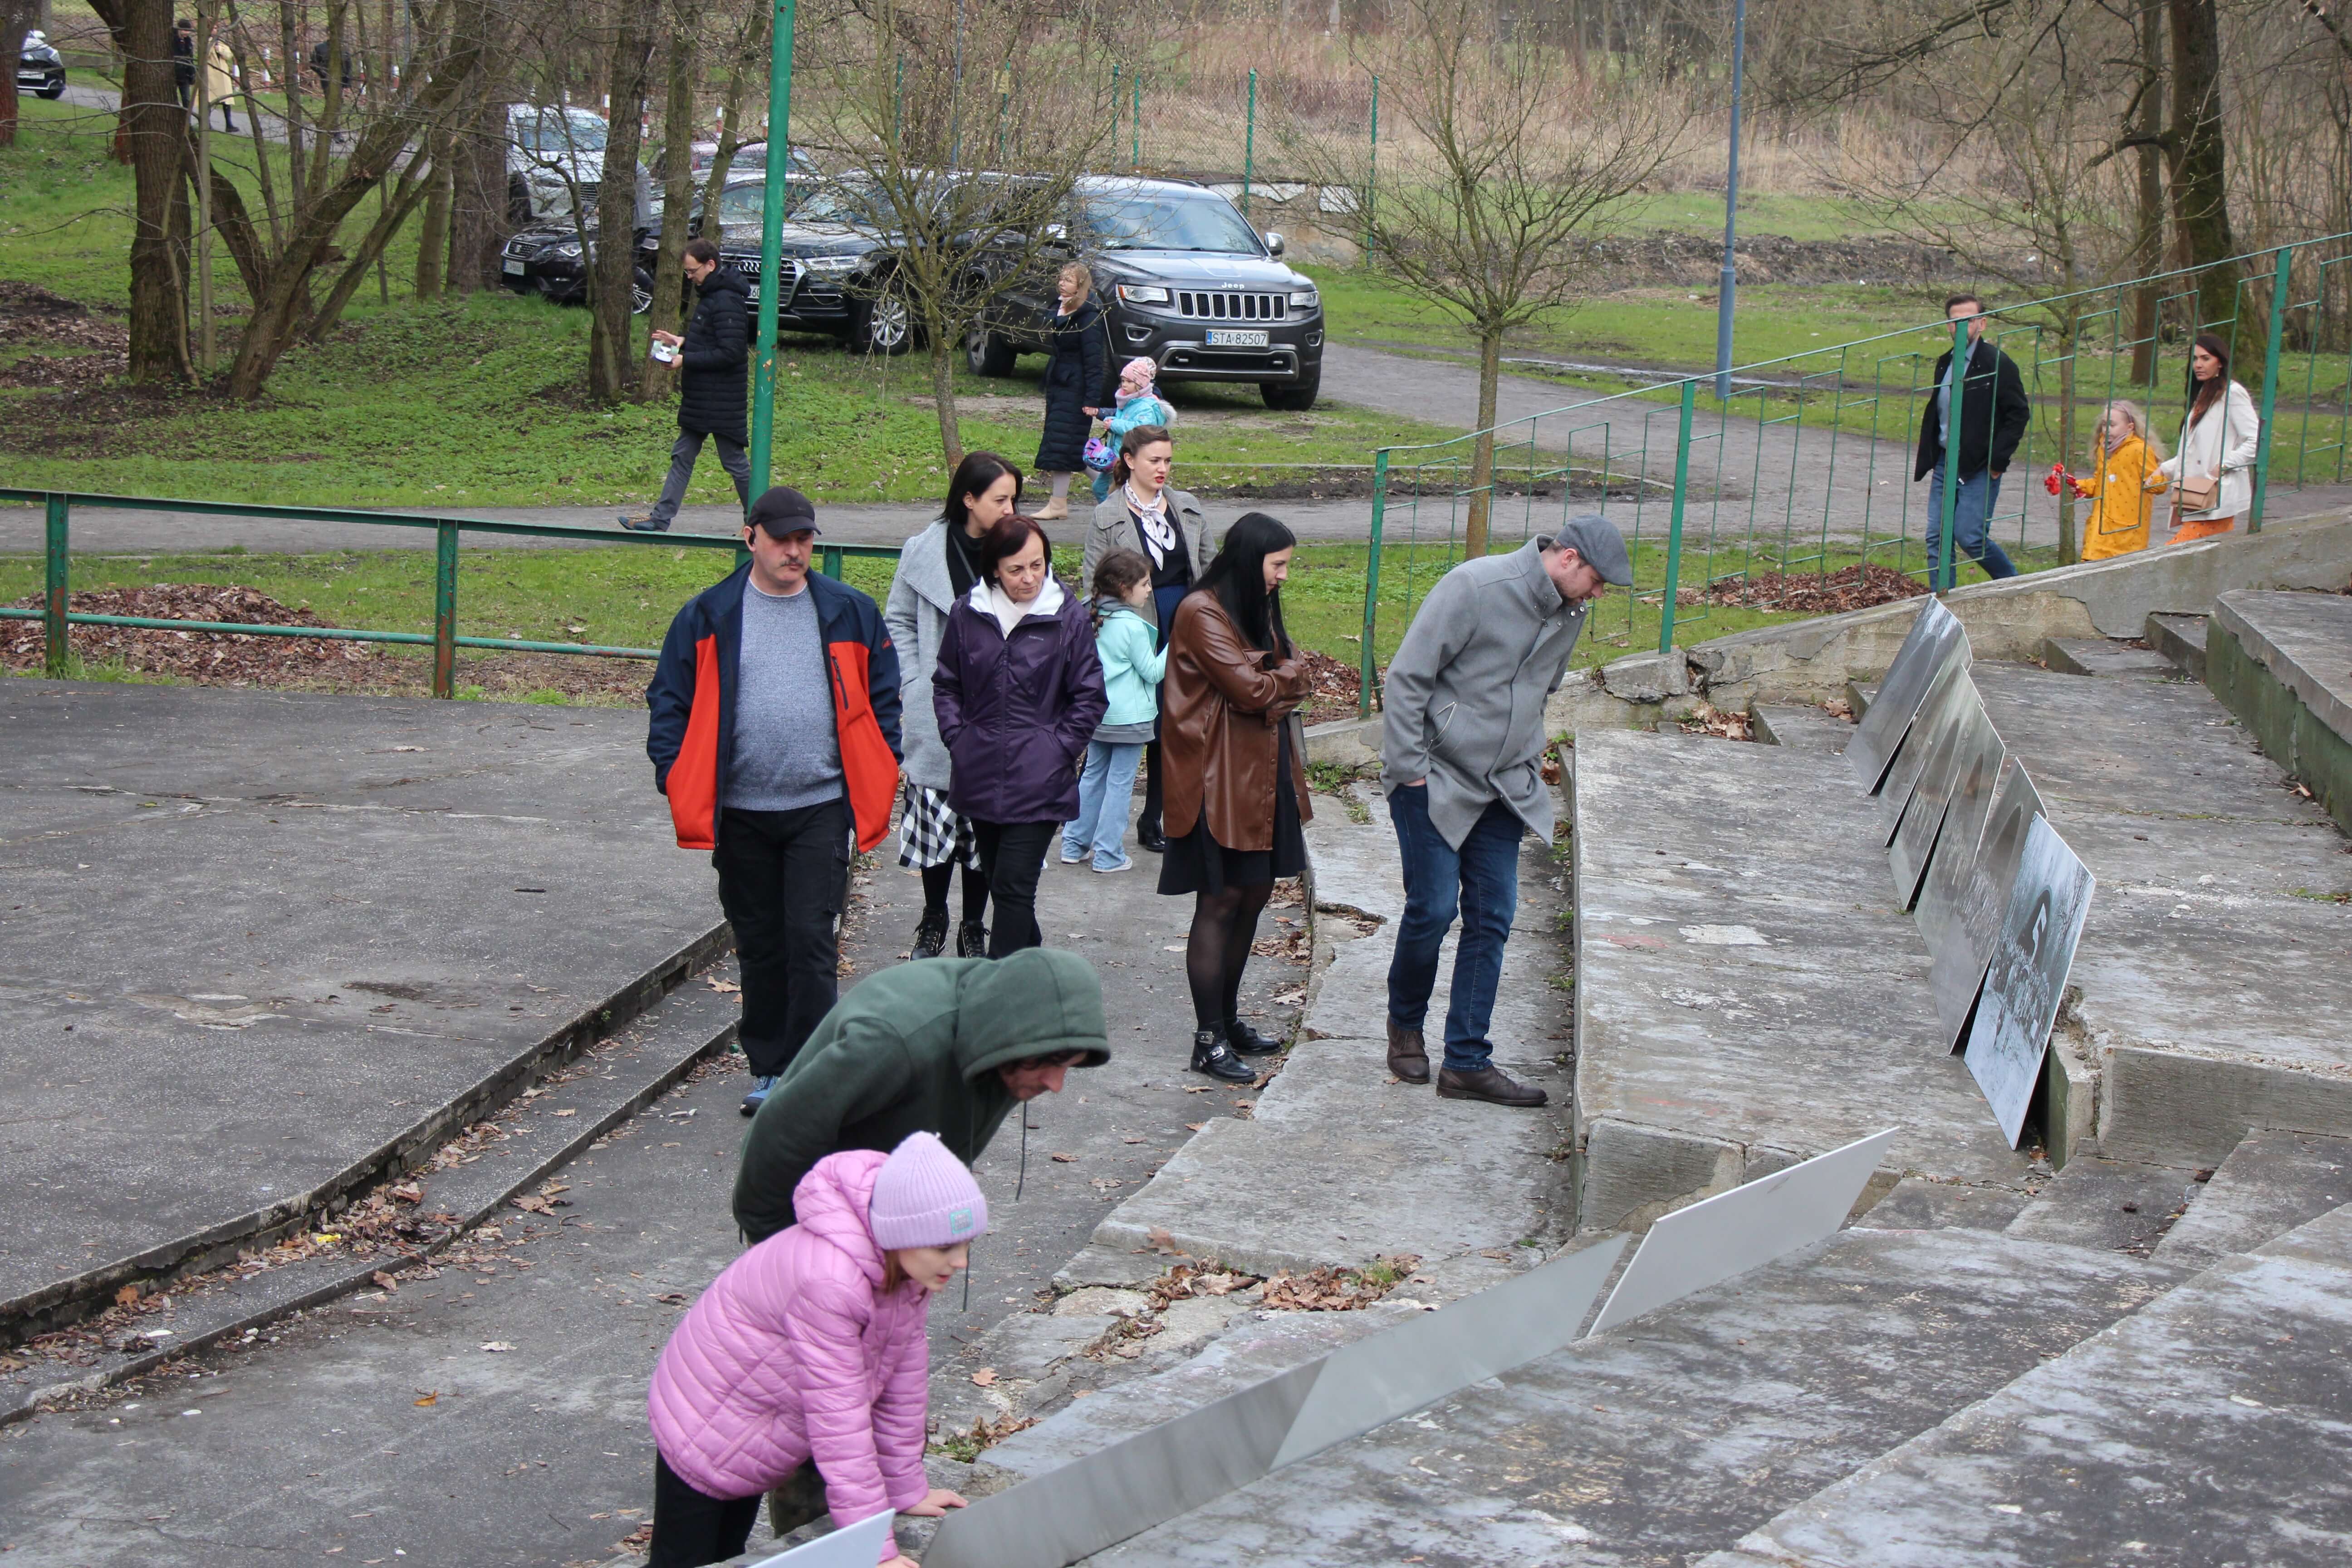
[733,947,1112,1242]
[1158,513,1309,1084]
[173,19,196,109]
[647,1134,982,1568]
[1089,358,1176,504]
[1063,549,1165,873]
[204,37,238,132]
[1379,516,1629,1107]
[1083,425,1214,853]
[932,514,1106,957]
[308,37,351,95]
[2075,401,2167,562]
[622,240,752,533]
[884,452,1022,959]
[646,486,903,1118]
[2159,332,2260,546]
[1032,263,1110,520]
[1914,293,2029,592]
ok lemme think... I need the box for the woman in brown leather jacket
[1156,513,1312,1082]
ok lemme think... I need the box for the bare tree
[1277,0,1684,556]
[587,0,657,403]
[0,0,37,149]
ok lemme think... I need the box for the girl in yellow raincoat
[2076,400,2168,561]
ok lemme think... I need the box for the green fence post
[1936,316,1967,593]
[2248,245,2292,533]
[44,493,68,677]
[1241,69,1256,225]
[1359,449,1389,720]
[1658,382,1695,655]
[822,544,844,578]
[432,520,458,698]
[747,0,800,496]
[1132,78,1141,172]
[1364,74,1377,262]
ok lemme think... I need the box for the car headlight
[803,255,859,273]
[1117,284,1171,305]
[1288,286,1320,310]
[550,240,583,260]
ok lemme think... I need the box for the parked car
[498,222,657,315]
[685,141,815,181]
[710,177,935,354]
[506,105,641,225]
[17,29,67,99]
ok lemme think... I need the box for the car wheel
[1262,368,1320,412]
[965,318,1017,377]
[630,267,654,317]
[40,76,67,100]
[852,289,916,357]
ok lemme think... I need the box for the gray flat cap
[1550,514,1632,586]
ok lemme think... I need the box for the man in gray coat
[1379,517,1631,1105]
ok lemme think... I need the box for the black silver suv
[967,175,1324,411]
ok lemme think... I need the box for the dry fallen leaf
[413,1392,437,1407]
[1049,1152,1077,1163]
[970,1367,998,1387]
[1144,1227,1189,1257]
[1122,1137,1147,1144]
[511,1195,554,1215]
[705,978,741,994]
[551,1108,577,1118]
[1182,1084,1213,1094]
[479,1341,514,1353]
[388,1182,424,1205]
[114,1284,140,1307]
[371,1270,399,1292]
[1185,1122,1206,1132]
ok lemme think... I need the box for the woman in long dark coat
[1033,262,1110,521]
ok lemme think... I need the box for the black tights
[1185,882,1274,1031]
[921,860,990,923]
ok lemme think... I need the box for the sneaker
[1190,1029,1256,1083]
[956,918,989,958]
[1059,845,1089,865]
[911,908,948,959]
[1092,856,1132,873]
[618,513,669,532]
[740,1073,778,1117]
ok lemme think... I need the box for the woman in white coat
[2158,332,2260,545]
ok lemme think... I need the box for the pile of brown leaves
[3,583,382,684]
[1259,1254,1422,1313]
[1678,703,1754,742]
[0,280,128,390]
[1686,563,1926,616]
[1145,1261,1261,1311]
[1297,647,1364,725]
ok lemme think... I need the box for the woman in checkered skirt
[884,453,1027,956]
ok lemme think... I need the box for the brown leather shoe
[1436,1064,1548,1107]
[1386,1019,1431,1084]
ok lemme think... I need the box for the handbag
[2175,407,2220,514]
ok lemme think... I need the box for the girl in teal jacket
[1090,358,1178,502]
[1062,550,1166,872]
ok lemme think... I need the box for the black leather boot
[1224,1018,1284,1056]
[1190,1029,1256,1082]
[911,909,948,959]
[956,918,989,958]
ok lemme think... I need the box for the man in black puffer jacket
[622,240,754,533]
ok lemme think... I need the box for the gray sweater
[726,578,842,811]
[1379,537,1587,848]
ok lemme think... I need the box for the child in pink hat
[646,1132,987,1566]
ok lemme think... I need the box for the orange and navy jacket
[646,565,902,853]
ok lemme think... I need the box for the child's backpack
[1083,436,1118,473]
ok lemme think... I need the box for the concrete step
[1702,1200,2352,1567]
[1020,1223,2178,1566]
[2040,636,2180,678]
[2001,1155,2204,1257]
[2154,1128,2352,1272]
[1749,701,1855,754]
[1845,680,1881,720]
[2210,588,2352,836]
[2146,610,2210,681]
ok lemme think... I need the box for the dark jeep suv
[968,175,1324,411]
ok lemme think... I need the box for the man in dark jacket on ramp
[732,947,1112,1241]
[622,239,752,532]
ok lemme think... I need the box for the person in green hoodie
[732,946,1112,1242]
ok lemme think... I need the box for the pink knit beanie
[868,1131,989,1251]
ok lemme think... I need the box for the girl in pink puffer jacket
[646,1132,985,1567]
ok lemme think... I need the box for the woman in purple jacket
[933,514,1107,957]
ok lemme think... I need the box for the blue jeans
[1091,469,1112,503]
[1064,741,1145,870]
[1926,466,2019,591]
[1387,786,1525,1073]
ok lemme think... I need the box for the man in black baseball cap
[647,484,903,1115]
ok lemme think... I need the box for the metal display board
[1585,1127,1902,1338]
[1272,1234,1627,1469]
[1964,815,2096,1147]
[1848,598,1965,793]
[1931,760,2047,1052]
[749,1511,897,1568]
[1874,649,1971,845]
[1913,740,2011,967]
[1890,685,1999,912]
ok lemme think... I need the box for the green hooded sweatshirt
[731,947,1112,1242]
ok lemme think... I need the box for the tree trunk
[0,1,34,149]
[588,0,655,404]
[413,126,453,298]
[1463,323,1503,559]
[639,20,698,403]
[2166,0,2236,341]
[930,325,965,470]
[2129,0,2164,386]
[96,0,192,381]
[310,166,432,336]
[446,81,510,294]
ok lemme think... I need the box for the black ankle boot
[956,918,989,958]
[1224,1018,1284,1055]
[911,909,948,959]
[1191,1029,1257,1082]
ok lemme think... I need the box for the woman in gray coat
[884,451,1024,957]
[1081,425,1214,850]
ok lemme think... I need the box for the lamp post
[1713,0,1748,403]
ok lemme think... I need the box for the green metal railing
[0,491,899,697]
[1355,229,2352,718]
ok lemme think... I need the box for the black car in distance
[500,173,809,316]
[969,176,1324,411]
[17,30,67,99]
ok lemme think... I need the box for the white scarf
[1125,482,1176,569]
[977,574,1063,638]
